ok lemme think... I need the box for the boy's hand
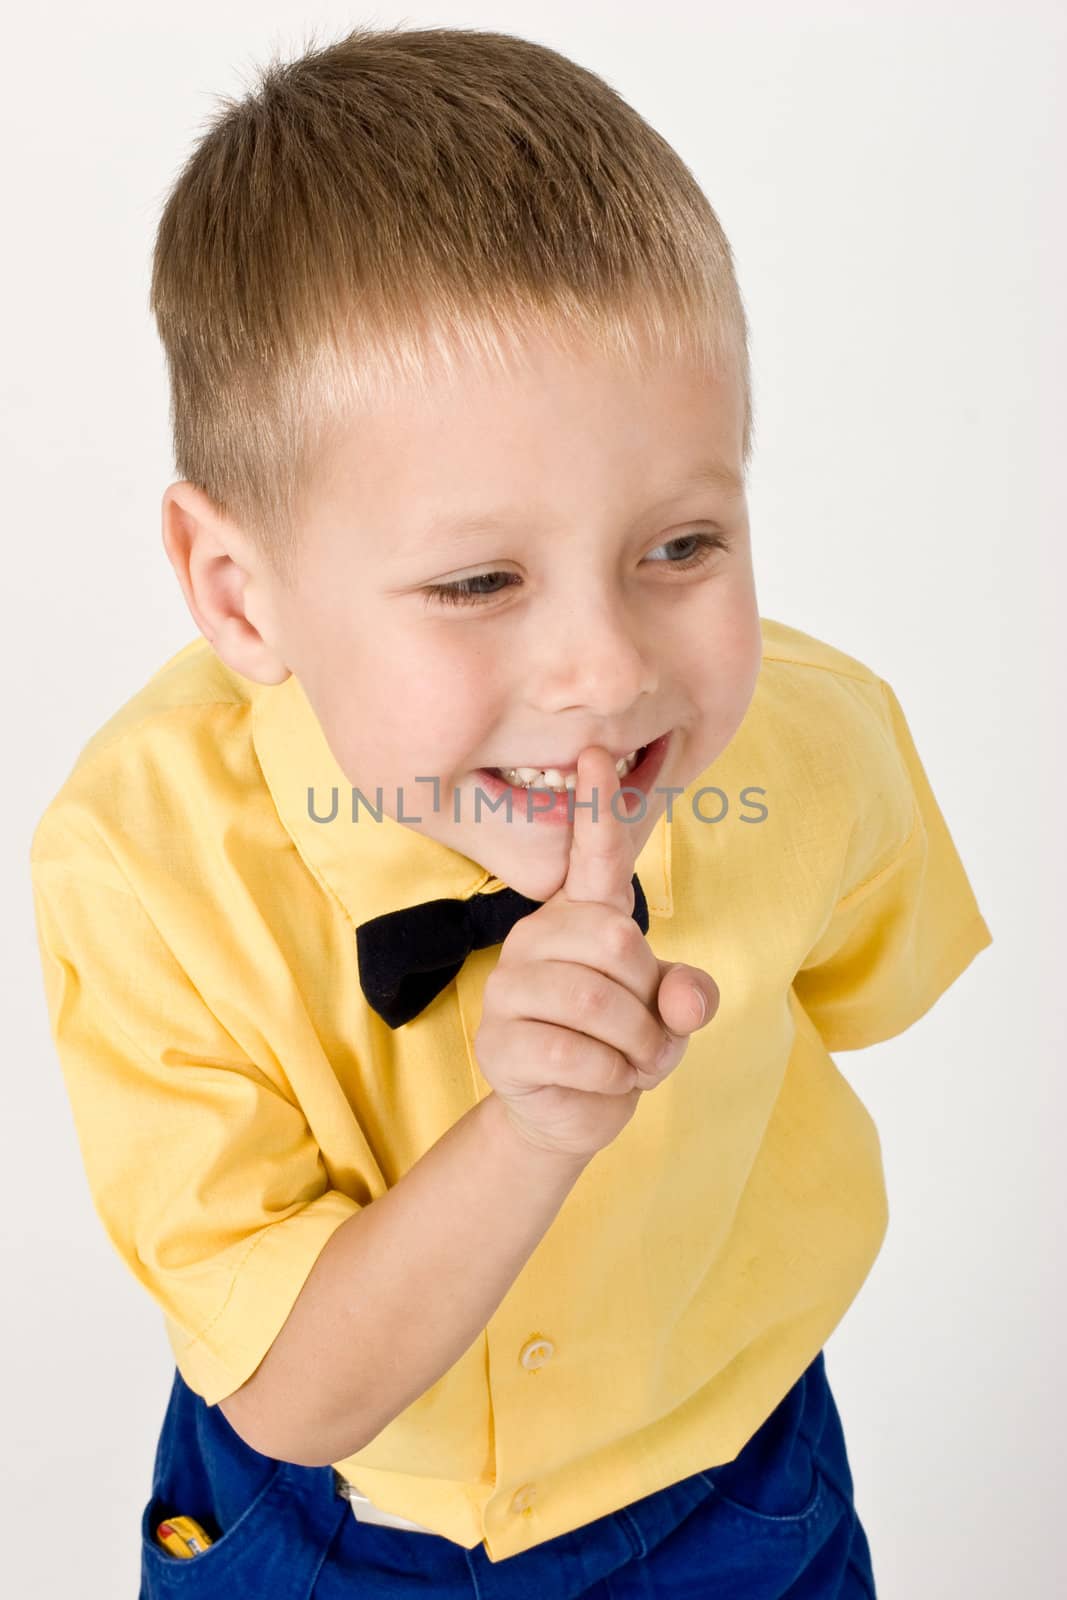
[474,745,719,1162]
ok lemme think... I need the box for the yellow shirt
[28,615,992,1560]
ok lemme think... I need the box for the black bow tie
[355,872,650,1028]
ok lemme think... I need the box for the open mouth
[473,730,672,824]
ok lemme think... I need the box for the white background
[3,2,1061,1595]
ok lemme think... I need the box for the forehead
[318,330,744,514]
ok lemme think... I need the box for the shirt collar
[250,670,673,929]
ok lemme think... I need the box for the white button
[519,1336,555,1371]
[510,1483,537,1516]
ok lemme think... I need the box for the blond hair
[149,23,755,585]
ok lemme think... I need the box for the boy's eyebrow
[417,458,745,545]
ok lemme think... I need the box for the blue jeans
[139,1347,876,1598]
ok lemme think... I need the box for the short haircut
[150,24,754,585]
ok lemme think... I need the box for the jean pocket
[139,1461,341,1598]
[697,1429,826,1529]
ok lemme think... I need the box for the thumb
[654,962,719,1040]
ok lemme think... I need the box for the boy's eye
[422,530,731,608]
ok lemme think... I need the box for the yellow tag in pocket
[154,1513,215,1558]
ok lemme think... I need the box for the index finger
[562,744,638,915]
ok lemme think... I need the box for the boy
[29,23,991,1597]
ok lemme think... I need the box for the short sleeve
[792,678,993,1051]
[29,853,361,1406]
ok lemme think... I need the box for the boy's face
[186,327,762,903]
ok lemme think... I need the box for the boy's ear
[160,481,291,686]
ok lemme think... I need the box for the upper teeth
[491,748,642,791]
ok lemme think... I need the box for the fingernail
[692,990,708,1025]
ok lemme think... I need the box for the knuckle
[544,1027,574,1072]
[496,926,527,968]
[481,965,510,1014]
[504,912,537,954]
[604,913,639,962]
[568,971,609,1020]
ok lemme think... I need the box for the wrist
[477,1091,593,1176]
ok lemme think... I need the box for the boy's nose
[532,601,657,713]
